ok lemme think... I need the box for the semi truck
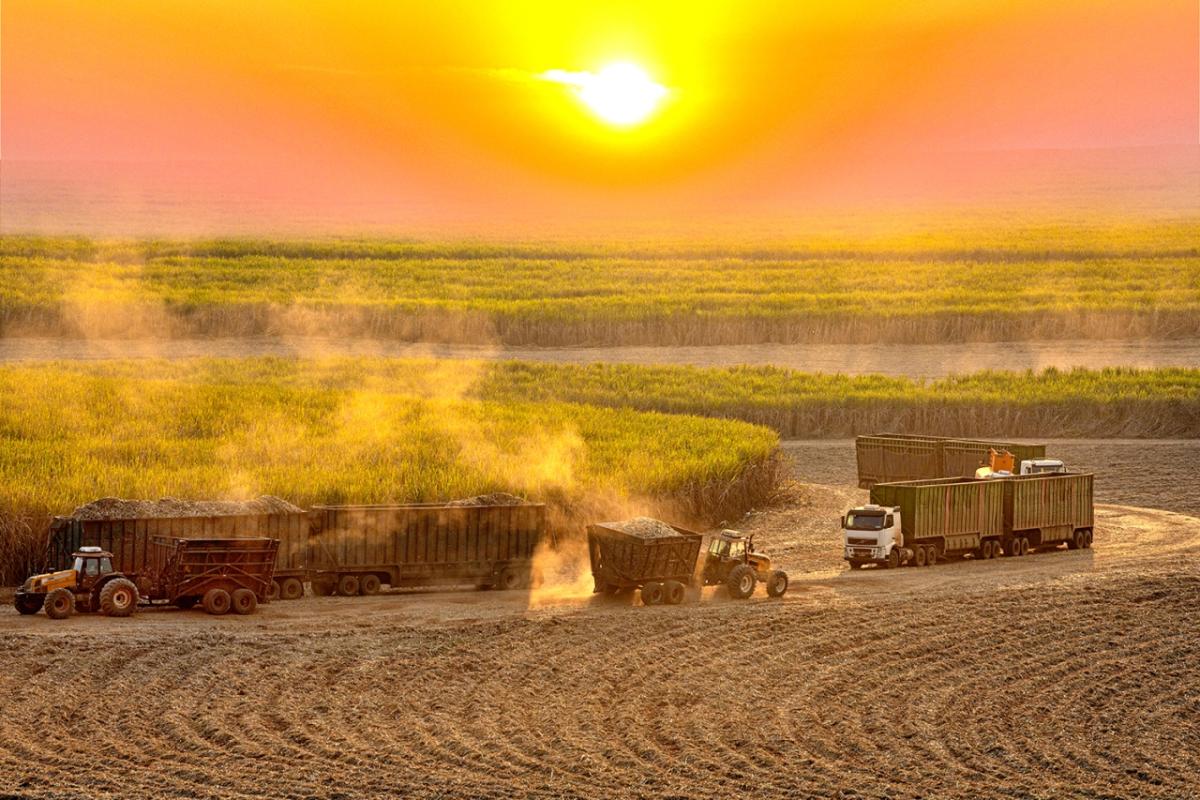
[842,472,1093,569]
[587,518,789,604]
[855,434,1054,488]
[15,537,280,618]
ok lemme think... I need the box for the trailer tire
[336,575,360,597]
[497,567,522,591]
[203,588,232,615]
[175,596,199,610]
[923,546,937,566]
[662,580,686,605]
[311,579,334,597]
[44,588,74,620]
[359,574,382,595]
[766,570,789,598]
[15,594,43,615]
[231,589,257,615]
[914,546,927,567]
[1020,537,1031,556]
[99,578,138,617]
[727,564,756,599]
[266,580,281,602]
[280,578,304,601]
[1083,529,1094,548]
[641,582,665,605]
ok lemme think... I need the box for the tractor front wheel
[766,570,789,598]
[15,593,43,615]
[45,588,74,620]
[99,578,139,617]
[727,564,756,600]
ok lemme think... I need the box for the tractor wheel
[266,580,281,602]
[202,588,232,615]
[662,580,686,605]
[44,588,74,620]
[359,574,382,595]
[231,589,257,615]
[726,564,756,600]
[924,546,937,567]
[497,567,522,591]
[14,594,43,615]
[175,596,199,610]
[311,579,334,597]
[280,578,304,601]
[914,546,927,567]
[885,549,901,570]
[641,582,665,606]
[99,578,138,617]
[336,575,360,597]
[766,570,789,598]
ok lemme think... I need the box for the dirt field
[2,337,1199,378]
[2,478,1197,799]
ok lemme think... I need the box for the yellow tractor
[14,546,139,619]
[699,530,789,599]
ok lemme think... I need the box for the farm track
[1,494,1197,799]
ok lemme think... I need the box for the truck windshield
[845,513,886,531]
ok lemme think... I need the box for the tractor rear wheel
[662,580,685,605]
[359,574,382,595]
[15,594,43,615]
[641,582,665,605]
[203,588,232,615]
[266,580,281,602]
[280,578,304,600]
[44,588,74,620]
[231,588,257,615]
[99,578,138,617]
[336,574,360,597]
[766,570,789,598]
[727,564,756,600]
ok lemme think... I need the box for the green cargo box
[1003,472,1094,545]
[871,477,1005,556]
[856,433,1047,488]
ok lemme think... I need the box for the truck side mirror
[840,515,847,528]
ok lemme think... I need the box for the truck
[587,519,789,605]
[306,501,550,595]
[48,509,310,602]
[855,434,1050,489]
[842,472,1094,569]
[14,537,279,618]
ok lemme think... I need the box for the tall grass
[2,227,1197,343]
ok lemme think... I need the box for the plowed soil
[2,473,1197,799]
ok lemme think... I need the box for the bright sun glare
[542,62,668,127]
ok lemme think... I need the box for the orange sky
[2,1,1197,230]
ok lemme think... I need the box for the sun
[542,62,668,127]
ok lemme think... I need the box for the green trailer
[1003,472,1095,552]
[855,434,1048,489]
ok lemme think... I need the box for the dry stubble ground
[0,476,1197,799]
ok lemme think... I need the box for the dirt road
[1,486,1197,799]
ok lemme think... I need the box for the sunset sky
[2,1,1197,230]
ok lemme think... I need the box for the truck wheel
[885,549,900,570]
[847,561,862,570]
[176,596,199,610]
[44,588,74,620]
[280,578,304,600]
[202,588,232,615]
[231,589,257,615]
[766,570,789,598]
[337,575,360,597]
[266,580,281,601]
[727,564,756,600]
[662,580,685,605]
[359,574,381,595]
[99,578,138,617]
[311,579,334,597]
[914,546,927,567]
[15,594,44,615]
[1020,537,1031,556]
[641,582,665,605]
[924,547,937,567]
[497,567,521,591]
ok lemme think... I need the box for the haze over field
[2,0,1197,234]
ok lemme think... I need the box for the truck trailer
[842,472,1093,569]
[855,434,1050,489]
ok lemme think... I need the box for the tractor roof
[72,547,114,558]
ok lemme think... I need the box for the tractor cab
[71,546,116,590]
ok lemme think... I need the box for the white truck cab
[1020,458,1065,475]
[842,504,908,569]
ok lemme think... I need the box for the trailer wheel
[1083,530,1094,549]
[266,580,281,602]
[662,580,686,605]
[913,546,927,567]
[14,594,43,615]
[924,547,937,567]
[336,575,360,597]
[202,588,232,615]
[359,574,381,595]
[311,579,334,597]
[641,582,665,605]
[44,588,74,620]
[1019,537,1031,556]
[280,578,304,601]
[497,567,521,591]
[99,578,138,617]
[766,570,789,598]
[727,564,756,600]
[231,589,257,615]
[175,596,199,610]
